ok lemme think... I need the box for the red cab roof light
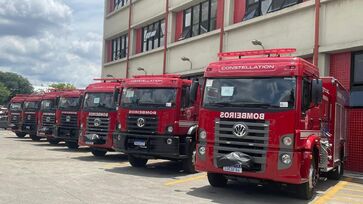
[218,48,296,59]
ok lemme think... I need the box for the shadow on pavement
[47,147,90,153]
[72,153,128,163]
[105,160,190,178]
[32,142,66,147]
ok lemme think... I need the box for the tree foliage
[0,71,33,102]
[49,83,76,90]
[0,83,10,105]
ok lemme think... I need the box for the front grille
[86,115,110,138]
[127,114,158,134]
[23,113,36,125]
[214,118,270,172]
[42,115,55,127]
[11,114,20,124]
[60,114,78,129]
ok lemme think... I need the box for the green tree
[0,83,11,105]
[49,83,76,90]
[0,71,33,100]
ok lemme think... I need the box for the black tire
[128,154,148,168]
[296,155,318,200]
[91,148,107,157]
[48,139,60,145]
[66,142,79,150]
[207,173,228,187]
[15,132,26,138]
[182,142,197,173]
[327,162,344,180]
[30,134,41,141]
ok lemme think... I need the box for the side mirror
[113,87,120,105]
[55,96,60,107]
[190,81,199,104]
[311,79,323,106]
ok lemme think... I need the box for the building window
[142,19,165,53]
[113,0,128,11]
[352,51,363,90]
[179,0,217,40]
[244,0,302,21]
[111,34,128,61]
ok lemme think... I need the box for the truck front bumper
[21,124,37,134]
[113,132,192,160]
[37,126,55,138]
[54,127,79,142]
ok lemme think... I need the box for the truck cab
[54,89,84,149]
[195,49,348,199]
[37,90,63,144]
[113,74,199,173]
[8,94,28,138]
[22,94,43,141]
[78,79,123,157]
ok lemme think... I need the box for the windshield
[41,99,56,111]
[10,103,22,111]
[121,88,176,108]
[83,92,115,110]
[203,77,296,109]
[58,97,81,110]
[24,101,39,110]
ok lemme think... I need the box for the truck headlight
[281,154,292,164]
[198,146,206,156]
[199,129,207,140]
[166,126,173,133]
[117,123,121,130]
[282,136,293,146]
[80,123,83,129]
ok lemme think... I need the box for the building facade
[102,0,363,172]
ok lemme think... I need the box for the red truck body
[54,89,84,149]
[195,49,348,199]
[8,94,29,137]
[113,75,200,172]
[78,79,123,157]
[22,94,44,141]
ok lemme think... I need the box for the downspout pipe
[313,0,320,66]
[126,0,133,78]
[163,0,169,74]
[219,0,225,61]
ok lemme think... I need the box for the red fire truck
[8,94,29,138]
[22,94,44,141]
[78,79,123,157]
[113,75,199,173]
[54,89,84,149]
[37,90,63,144]
[195,49,348,199]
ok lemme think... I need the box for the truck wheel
[15,132,26,138]
[30,134,41,141]
[207,173,228,187]
[327,162,344,180]
[182,142,197,173]
[297,155,318,200]
[66,142,79,150]
[91,149,107,157]
[48,139,60,145]
[128,155,148,168]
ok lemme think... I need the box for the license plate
[85,141,94,145]
[223,165,242,173]
[134,140,146,146]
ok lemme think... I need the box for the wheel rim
[308,161,318,189]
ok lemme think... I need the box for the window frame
[113,0,128,11]
[351,51,363,91]
[301,77,312,113]
[111,34,128,61]
[141,19,165,53]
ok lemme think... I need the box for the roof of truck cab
[59,89,84,98]
[204,57,319,78]
[24,94,43,102]
[10,95,29,103]
[124,75,191,88]
[85,81,122,93]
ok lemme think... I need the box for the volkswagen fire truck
[8,94,28,138]
[78,79,123,157]
[195,49,348,199]
[113,75,200,173]
[22,94,43,141]
[54,89,84,149]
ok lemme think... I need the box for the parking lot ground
[1,130,362,204]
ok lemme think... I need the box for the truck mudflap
[216,152,254,170]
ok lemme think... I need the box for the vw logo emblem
[232,123,248,138]
[46,117,51,122]
[94,118,101,127]
[27,115,31,120]
[136,118,145,128]
[66,115,71,122]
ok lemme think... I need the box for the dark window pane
[283,0,300,8]
[192,5,200,36]
[210,0,217,31]
[261,0,272,15]
[244,1,260,20]
[200,1,209,34]
[354,53,363,84]
[268,0,285,12]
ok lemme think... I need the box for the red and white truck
[54,89,84,149]
[8,94,28,138]
[195,49,348,199]
[78,79,123,157]
[112,75,200,173]
[22,94,44,141]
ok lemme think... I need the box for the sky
[0,0,104,88]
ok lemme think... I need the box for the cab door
[179,86,197,134]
